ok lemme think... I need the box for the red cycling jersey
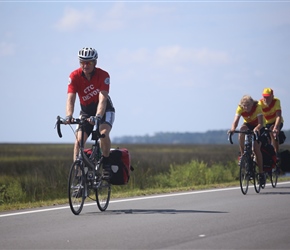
[68,67,114,116]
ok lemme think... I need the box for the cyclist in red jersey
[65,47,115,168]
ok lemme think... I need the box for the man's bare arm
[66,93,76,117]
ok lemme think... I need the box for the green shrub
[148,160,238,189]
[0,177,26,204]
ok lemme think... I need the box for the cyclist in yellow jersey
[258,88,284,155]
[228,95,265,184]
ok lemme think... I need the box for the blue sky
[1,1,290,143]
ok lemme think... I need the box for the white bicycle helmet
[78,47,98,61]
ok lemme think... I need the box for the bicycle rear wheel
[95,179,111,211]
[68,160,85,215]
[239,154,250,195]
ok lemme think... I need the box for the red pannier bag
[108,148,133,185]
[84,148,92,157]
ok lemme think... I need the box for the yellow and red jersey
[236,103,264,127]
[258,98,284,125]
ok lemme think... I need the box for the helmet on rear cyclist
[78,47,98,61]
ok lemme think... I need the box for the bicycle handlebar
[55,116,79,138]
[228,130,259,145]
[55,116,105,140]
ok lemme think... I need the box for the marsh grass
[1,143,290,211]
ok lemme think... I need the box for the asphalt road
[1,182,290,250]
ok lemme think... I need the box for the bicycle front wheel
[271,167,278,188]
[253,162,261,193]
[68,160,85,215]
[239,154,250,195]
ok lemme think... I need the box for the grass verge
[2,177,290,212]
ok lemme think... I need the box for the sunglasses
[80,61,95,66]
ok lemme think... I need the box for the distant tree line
[113,130,290,145]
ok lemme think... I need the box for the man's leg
[73,130,89,161]
[238,124,248,156]
[99,123,112,158]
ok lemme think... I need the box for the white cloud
[103,2,173,27]
[54,5,126,32]
[97,4,125,31]
[117,46,230,67]
[54,7,96,31]
[0,42,15,56]
[117,48,150,64]
[114,45,231,89]
[54,3,175,32]
[113,45,232,90]
[155,46,230,65]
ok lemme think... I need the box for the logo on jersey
[104,77,110,85]
[68,77,72,85]
[82,85,100,102]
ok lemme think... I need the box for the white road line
[1,181,289,218]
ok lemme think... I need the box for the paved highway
[1,182,290,249]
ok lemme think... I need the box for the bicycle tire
[239,154,250,195]
[68,160,85,215]
[94,161,111,211]
[253,162,261,193]
[271,167,278,188]
[95,178,111,211]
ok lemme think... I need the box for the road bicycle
[55,116,111,215]
[228,130,261,195]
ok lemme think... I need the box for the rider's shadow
[90,209,228,215]
[259,185,290,195]
[259,191,290,195]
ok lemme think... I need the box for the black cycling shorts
[265,122,283,130]
[77,111,115,137]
